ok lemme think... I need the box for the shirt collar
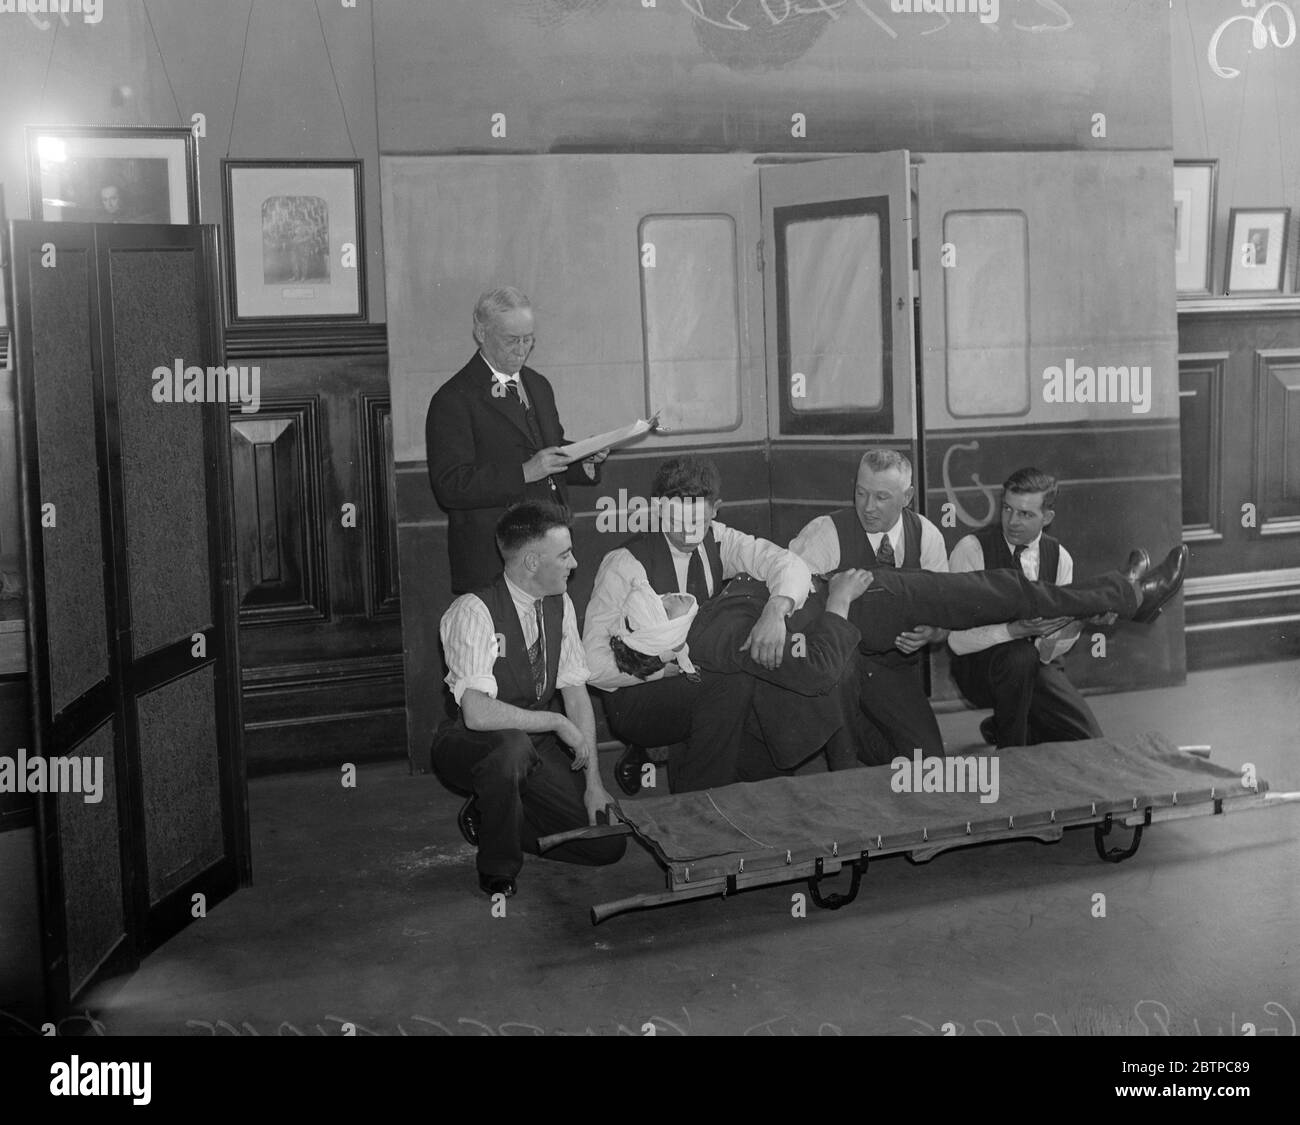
[865,516,903,544]
[1005,533,1041,556]
[481,352,520,385]
[503,572,542,611]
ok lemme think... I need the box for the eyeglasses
[496,332,535,348]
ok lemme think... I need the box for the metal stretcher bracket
[1094,807,1150,863]
[807,855,866,910]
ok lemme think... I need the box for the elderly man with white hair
[426,286,607,594]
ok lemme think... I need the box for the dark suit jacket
[426,352,599,593]
[686,578,862,770]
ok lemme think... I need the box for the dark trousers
[852,568,1137,653]
[855,655,945,762]
[431,723,626,879]
[601,671,756,793]
[951,641,1103,748]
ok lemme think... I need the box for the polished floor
[82,660,1299,1036]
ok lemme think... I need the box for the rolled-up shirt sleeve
[556,594,591,690]
[582,548,664,691]
[788,514,842,577]
[440,594,500,705]
[715,520,812,609]
[946,535,1015,656]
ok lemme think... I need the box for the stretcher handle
[537,823,632,851]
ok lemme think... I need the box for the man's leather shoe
[1121,548,1151,584]
[457,795,480,848]
[978,716,998,746]
[1133,546,1188,624]
[478,872,516,897]
[614,744,647,797]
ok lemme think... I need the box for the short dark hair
[495,500,570,560]
[652,455,721,502]
[1002,467,1058,511]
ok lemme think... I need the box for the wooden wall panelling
[232,352,405,773]
[359,393,400,618]
[1254,349,1300,536]
[230,400,329,625]
[1178,352,1226,541]
[1177,312,1300,667]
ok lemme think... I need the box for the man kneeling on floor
[432,501,624,898]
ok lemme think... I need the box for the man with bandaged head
[582,455,813,793]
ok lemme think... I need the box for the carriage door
[912,151,1184,697]
[758,153,919,547]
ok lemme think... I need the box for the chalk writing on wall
[940,440,1000,529]
[1208,2,1296,79]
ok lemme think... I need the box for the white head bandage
[618,582,698,674]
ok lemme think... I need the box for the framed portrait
[1173,160,1216,295]
[1224,207,1290,295]
[25,125,198,224]
[222,160,366,325]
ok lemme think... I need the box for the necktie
[529,599,546,700]
[686,547,710,602]
[1013,544,1027,573]
[503,378,544,448]
[875,533,896,568]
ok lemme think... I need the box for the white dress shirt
[789,510,950,576]
[441,573,589,705]
[483,352,531,408]
[946,532,1079,662]
[582,520,813,691]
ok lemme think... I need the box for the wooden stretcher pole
[1120,790,1300,827]
[537,803,632,852]
[591,881,727,924]
[537,822,633,851]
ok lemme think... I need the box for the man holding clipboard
[427,287,609,593]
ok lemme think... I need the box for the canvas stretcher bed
[538,733,1299,924]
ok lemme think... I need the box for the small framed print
[1224,207,1290,295]
[222,160,366,326]
[1173,160,1216,295]
[25,125,198,224]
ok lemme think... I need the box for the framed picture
[1173,160,1216,295]
[1224,207,1290,295]
[25,125,198,224]
[222,160,366,325]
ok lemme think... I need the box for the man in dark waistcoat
[582,455,813,793]
[432,501,623,898]
[948,468,1105,749]
[790,448,950,764]
[426,287,606,595]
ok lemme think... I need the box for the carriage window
[943,210,1030,417]
[785,212,883,411]
[773,196,893,435]
[638,215,742,433]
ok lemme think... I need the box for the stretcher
[538,733,1299,924]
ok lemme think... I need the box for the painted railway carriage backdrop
[383,0,1184,766]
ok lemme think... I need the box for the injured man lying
[435,498,1186,897]
[593,523,1187,790]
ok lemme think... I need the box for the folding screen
[10,221,248,1010]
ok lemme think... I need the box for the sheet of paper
[559,418,654,463]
